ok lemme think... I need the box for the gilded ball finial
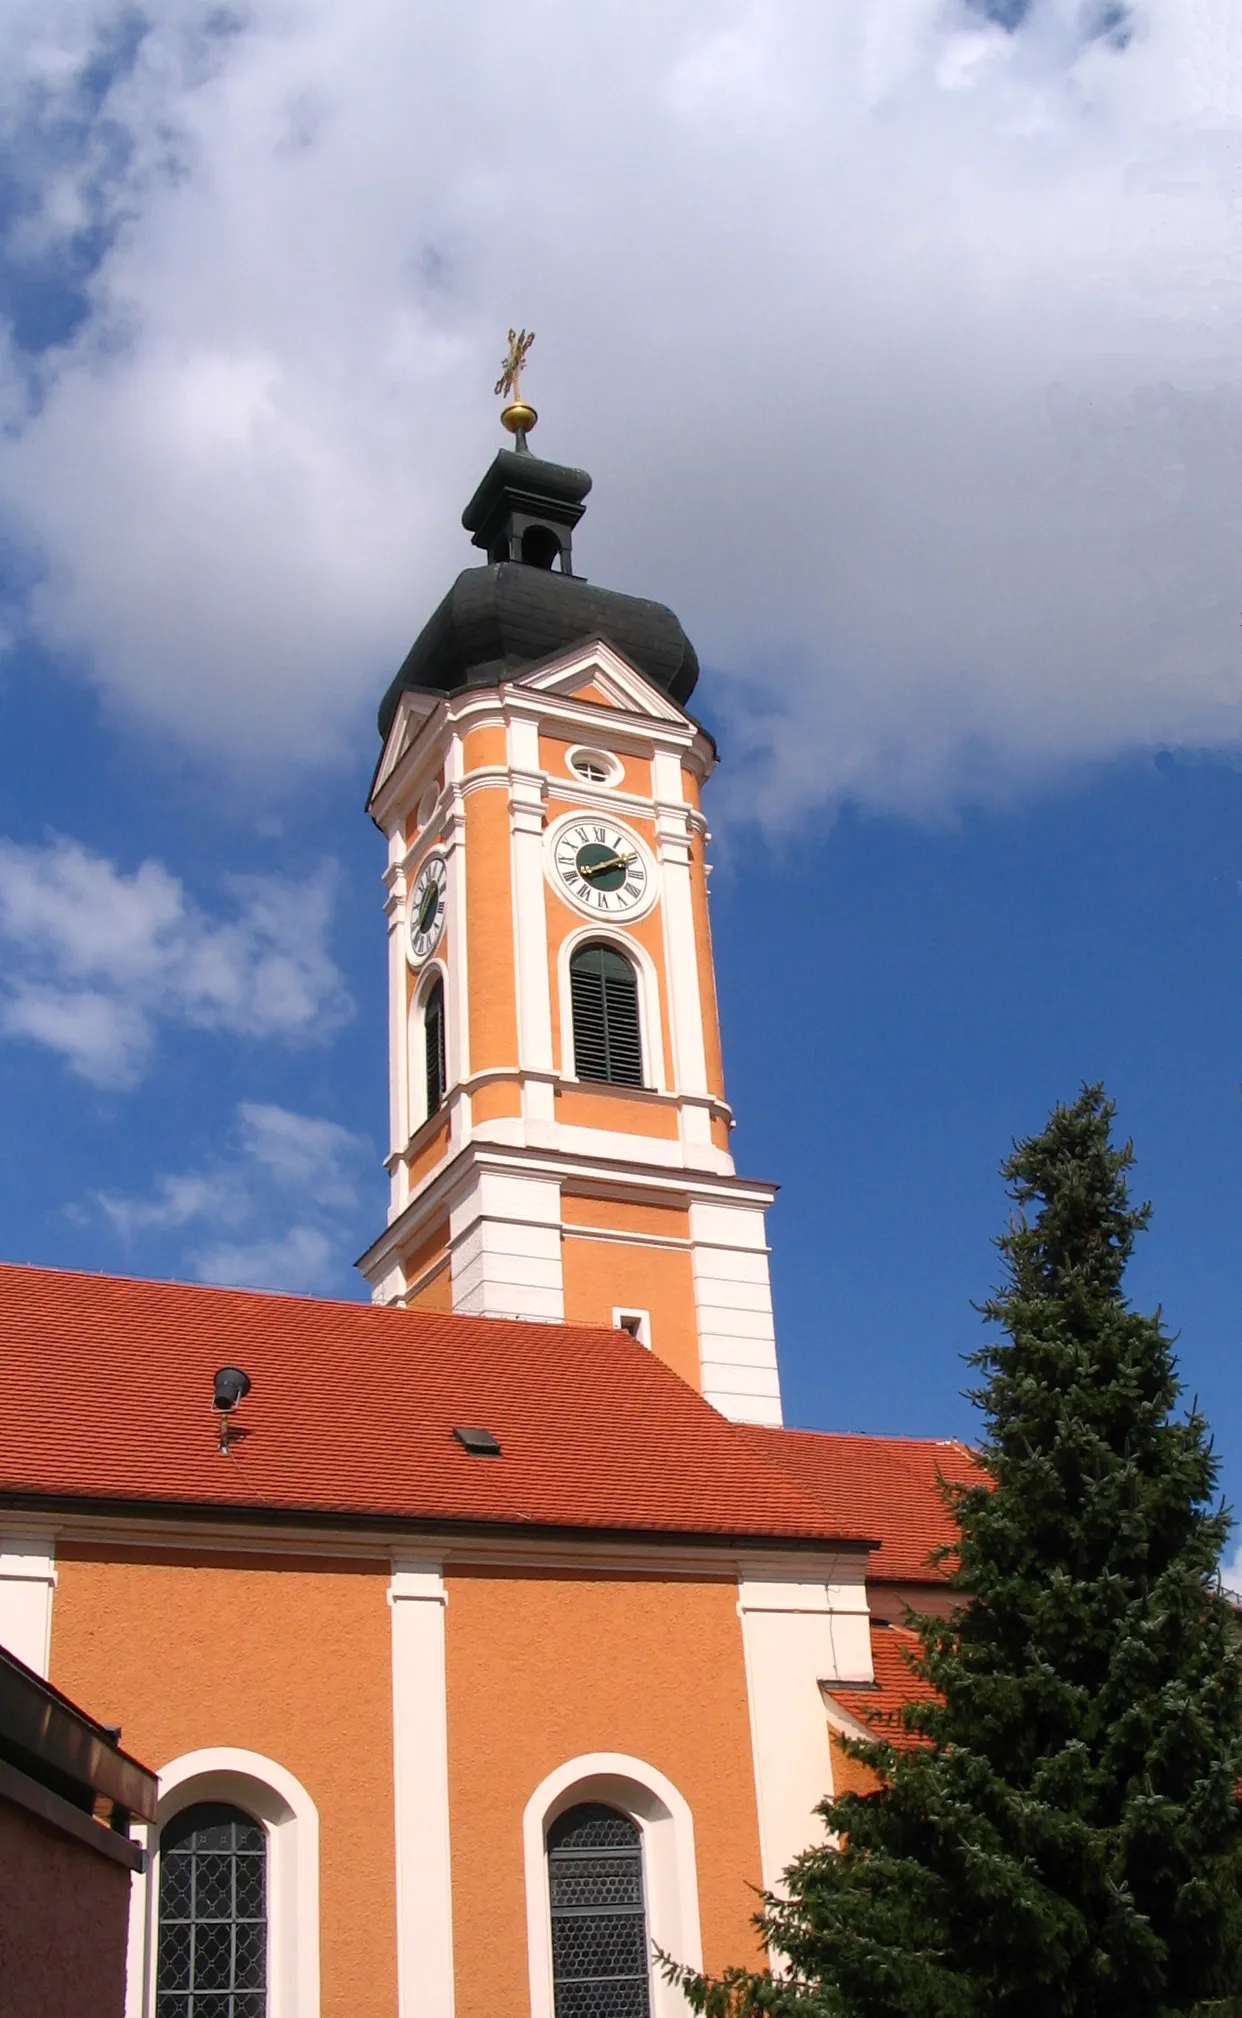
[495,327,537,443]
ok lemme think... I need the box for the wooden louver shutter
[424,977,446,1117]
[570,945,643,1087]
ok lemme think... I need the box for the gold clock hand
[580,852,635,879]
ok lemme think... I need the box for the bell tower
[358,379,782,1427]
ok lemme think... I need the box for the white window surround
[565,745,624,788]
[407,957,450,1138]
[125,1747,320,2018]
[557,922,667,1093]
[0,1535,56,1676]
[613,1307,652,1348]
[522,1753,703,2018]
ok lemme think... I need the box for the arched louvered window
[570,944,643,1087]
[425,975,446,1118]
[157,1802,267,2018]
[548,1803,651,2018]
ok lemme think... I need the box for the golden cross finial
[495,328,535,404]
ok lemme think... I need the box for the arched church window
[156,1801,267,2017]
[425,975,447,1118]
[570,945,643,1087]
[547,1802,651,2018]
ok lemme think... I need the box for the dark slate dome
[377,442,699,740]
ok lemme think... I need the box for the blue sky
[3,2,1242,1547]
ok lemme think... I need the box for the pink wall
[0,1799,131,2018]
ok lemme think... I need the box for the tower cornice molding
[360,1137,777,1282]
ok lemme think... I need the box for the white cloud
[0,836,352,1085]
[95,1099,372,1292]
[3,3,1242,819]
[1220,1541,1242,1602]
[193,1225,338,1297]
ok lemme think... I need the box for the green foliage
[667,1088,1242,2018]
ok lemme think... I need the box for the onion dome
[377,441,699,740]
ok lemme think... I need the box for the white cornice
[369,638,717,829]
[359,1136,776,1276]
[1,1503,872,1583]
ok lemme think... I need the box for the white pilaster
[444,731,471,1121]
[738,1564,872,1895]
[652,748,708,1099]
[0,1536,55,1676]
[390,1560,455,2018]
[450,1168,564,1321]
[690,1199,782,1425]
[508,715,555,1119]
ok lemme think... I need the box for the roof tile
[741,1423,983,1581]
[0,1264,868,1544]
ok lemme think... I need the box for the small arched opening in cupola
[521,524,563,570]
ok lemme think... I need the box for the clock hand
[580,852,635,879]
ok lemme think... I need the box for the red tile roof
[741,1424,984,1581]
[0,1264,873,1546]
[827,1620,939,1750]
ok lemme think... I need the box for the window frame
[407,959,450,1139]
[155,1800,269,2016]
[125,1749,319,2018]
[569,942,645,1089]
[522,1754,703,2018]
[424,972,447,1119]
[556,927,666,1096]
[547,1802,651,2018]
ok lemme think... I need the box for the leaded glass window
[157,1802,267,2018]
[548,1802,651,2018]
[570,945,643,1087]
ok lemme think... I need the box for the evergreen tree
[670,1087,1242,2018]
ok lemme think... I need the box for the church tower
[358,372,782,1426]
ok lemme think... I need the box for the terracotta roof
[0,1264,871,1546]
[740,1424,984,1581]
[827,1620,939,1750]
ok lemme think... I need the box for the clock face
[407,852,448,966]
[548,815,653,919]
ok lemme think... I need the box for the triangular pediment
[516,639,689,724]
[369,685,442,805]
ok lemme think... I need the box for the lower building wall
[0,1799,131,2018]
[48,1545,398,2018]
[443,1566,766,2018]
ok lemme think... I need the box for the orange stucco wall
[560,1194,690,1240]
[561,1237,700,1389]
[542,810,674,1092]
[409,1259,453,1310]
[444,1568,765,2018]
[50,1547,397,2018]
[538,732,653,800]
[828,1729,881,1798]
[462,724,507,772]
[465,785,518,1071]
[555,1086,681,1140]
[472,1077,523,1122]
[403,1218,450,1289]
[406,1115,450,1188]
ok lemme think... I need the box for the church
[0,366,977,2018]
